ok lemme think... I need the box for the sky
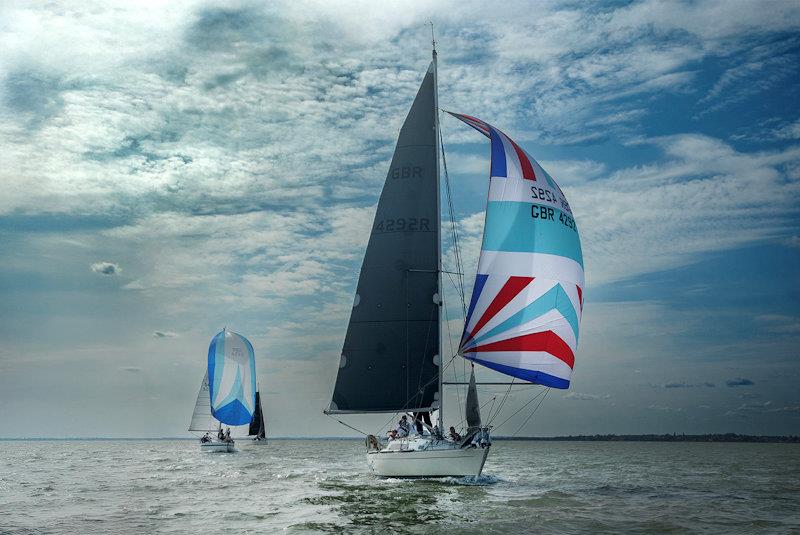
[0,0,798,438]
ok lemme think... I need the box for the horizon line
[1,432,798,441]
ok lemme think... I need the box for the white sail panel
[450,113,584,389]
[188,372,217,432]
[208,329,257,425]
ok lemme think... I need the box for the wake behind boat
[326,36,584,477]
[189,328,259,453]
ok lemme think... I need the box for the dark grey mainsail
[248,391,266,438]
[327,62,440,413]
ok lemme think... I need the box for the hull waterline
[368,442,489,477]
[200,442,236,453]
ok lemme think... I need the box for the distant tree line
[500,433,800,443]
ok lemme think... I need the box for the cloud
[455,133,800,286]
[565,392,610,401]
[755,315,800,335]
[153,331,178,339]
[775,119,800,140]
[90,261,121,276]
[663,381,715,388]
[647,404,683,412]
[0,0,799,438]
[726,378,755,387]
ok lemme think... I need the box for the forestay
[450,113,584,389]
[327,62,441,413]
[208,329,257,425]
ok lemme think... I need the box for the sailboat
[248,391,267,444]
[326,38,584,477]
[189,328,258,453]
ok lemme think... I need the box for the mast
[431,22,444,433]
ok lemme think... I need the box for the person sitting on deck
[200,432,211,443]
[217,428,225,441]
[449,426,462,442]
[396,415,411,438]
[388,429,398,440]
[224,428,233,443]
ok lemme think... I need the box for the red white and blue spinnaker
[450,112,584,389]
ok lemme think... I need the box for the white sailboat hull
[200,442,235,453]
[368,439,489,477]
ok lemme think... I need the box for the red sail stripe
[464,276,534,345]
[469,331,575,368]
[508,136,536,181]
[457,113,491,135]
[576,285,583,312]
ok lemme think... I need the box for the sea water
[2,439,799,534]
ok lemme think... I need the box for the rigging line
[405,269,409,405]
[488,376,515,425]
[414,301,438,404]
[451,394,498,430]
[439,110,466,318]
[442,283,463,420]
[493,387,548,431]
[371,352,462,436]
[485,395,497,427]
[439,109,470,411]
[511,388,550,438]
[325,414,370,437]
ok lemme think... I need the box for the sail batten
[328,63,441,414]
[450,113,584,389]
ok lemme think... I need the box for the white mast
[430,22,444,434]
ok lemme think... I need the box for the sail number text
[374,218,431,233]
[532,204,577,232]
[531,186,572,213]
[392,166,423,179]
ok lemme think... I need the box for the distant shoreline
[1,434,798,443]
[503,433,800,443]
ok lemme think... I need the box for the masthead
[428,21,437,59]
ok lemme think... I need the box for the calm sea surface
[2,439,799,534]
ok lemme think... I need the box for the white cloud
[90,261,121,275]
[1,0,799,438]
[153,331,178,338]
[565,392,610,401]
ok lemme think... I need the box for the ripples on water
[2,440,799,534]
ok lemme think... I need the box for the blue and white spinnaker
[208,329,257,425]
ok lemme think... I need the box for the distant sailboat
[189,328,258,453]
[326,38,583,477]
[248,391,267,444]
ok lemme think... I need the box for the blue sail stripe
[482,201,583,266]
[208,332,225,404]
[467,356,570,388]
[467,284,579,347]
[213,399,251,426]
[463,273,488,338]
[489,127,507,178]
